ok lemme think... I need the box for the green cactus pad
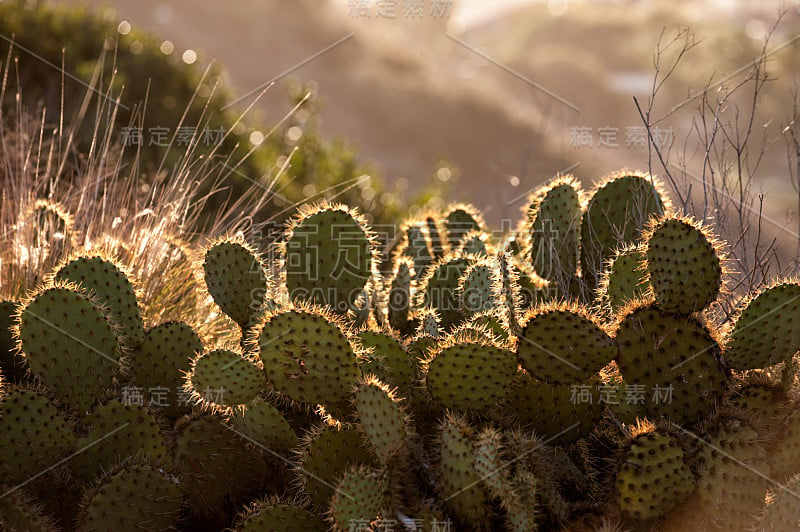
[77,460,182,532]
[467,311,510,342]
[0,489,60,532]
[131,321,203,418]
[328,465,386,530]
[496,250,523,334]
[438,413,489,526]
[229,397,299,453]
[174,414,270,517]
[459,259,501,316]
[0,300,27,384]
[425,331,516,412]
[615,426,694,520]
[71,399,170,483]
[444,204,483,251]
[472,426,509,501]
[297,424,377,509]
[186,348,266,411]
[517,303,618,384]
[725,281,800,370]
[526,176,582,282]
[597,245,649,313]
[0,388,76,484]
[418,255,472,332]
[254,307,360,406]
[768,407,800,482]
[580,172,666,291]
[352,376,407,464]
[387,257,413,334]
[235,499,327,532]
[17,285,123,412]
[644,217,722,314]
[397,222,434,282]
[203,238,269,329]
[283,204,376,315]
[504,470,538,532]
[758,473,800,532]
[694,419,771,528]
[504,372,603,445]
[355,330,415,391]
[54,254,144,348]
[614,303,728,426]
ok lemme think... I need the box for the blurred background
[9,0,800,238]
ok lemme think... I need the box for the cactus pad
[254,307,360,406]
[644,216,722,314]
[597,245,648,313]
[517,303,618,384]
[203,238,269,330]
[17,284,123,412]
[235,499,327,531]
[615,427,694,520]
[0,387,76,484]
[283,204,375,315]
[444,204,483,250]
[229,397,298,453]
[328,465,386,530]
[186,348,266,411]
[725,281,800,370]
[77,460,182,531]
[614,304,728,425]
[355,330,415,391]
[425,331,516,412]
[352,376,407,464]
[418,255,472,332]
[387,257,413,333]
[438,413,489,526]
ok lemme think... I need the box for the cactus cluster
[1,176,799,531]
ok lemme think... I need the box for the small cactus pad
[255,307,360,406]
[229,397,299,453]
[355,330,415,391]
[444,204,483,250]
[527,176,582,282]
[580,172,665,291]
[54,254,144,348]
[426,215,446,259]
[438,414,489,526]
[283,204,375,315]
[598,244,649,313]
[71,399,170,483]
[418,255,472,332]
[472,426,509,501]
[615,427,694,520]
[235,500,327,532]
[614,304,728,425]
[398,223,434,281]
[352,376,407,464]
[387,257,413,333]
[298,425,377,509]
[459,259,501,316]
[328,465,386,530]
[425,332,516,412]
[131,321,203,418]
[0,388,76,484]
[725,281,800,370]
[695,419,771,527]
[517,304,618,384]
[77,460,182,532]
[645,217,722,314]
[203,238,268,329]
[459,230,489,257]
[17,285,122,412]
[186,348,266,411]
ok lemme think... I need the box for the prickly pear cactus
[16,283,123,412]
[203,237,269,331]
[644,216,723,314]
[234,498,328,532]
[186,348,266,411]
[283,203,377,315]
